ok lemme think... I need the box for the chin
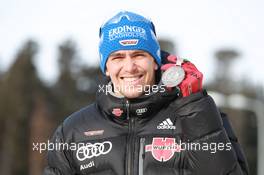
[123,91,144,99]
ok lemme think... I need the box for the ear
[154,63,158,70]
[105,69,110,76]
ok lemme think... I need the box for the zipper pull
[126,99,130,120]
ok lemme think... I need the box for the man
[43,11,249,175]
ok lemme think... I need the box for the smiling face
[105,50,158,98]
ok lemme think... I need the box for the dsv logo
[76,141,112,161]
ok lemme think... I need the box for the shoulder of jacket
[170,89,210,109]
[60,103,99,134]
[66,103,96,120]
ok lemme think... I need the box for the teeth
[122,76,141,82]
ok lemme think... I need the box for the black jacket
[43,85,249,175]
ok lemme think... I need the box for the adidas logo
[157,118,176,130]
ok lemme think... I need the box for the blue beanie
[99,11,161,73]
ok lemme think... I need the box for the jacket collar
[96,81,179,124]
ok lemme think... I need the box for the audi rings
[76,141,112,161]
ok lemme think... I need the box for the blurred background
[0,0,263,175]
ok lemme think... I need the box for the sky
[0,0,264,87]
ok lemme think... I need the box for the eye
[134,53,146,58]
[110,56,123,61]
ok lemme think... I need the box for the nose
[123,56,137,72]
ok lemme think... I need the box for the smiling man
[106,50,157,98]
[43,11,248,175]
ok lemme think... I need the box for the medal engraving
[162,66,185,87]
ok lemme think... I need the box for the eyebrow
[132,51,146,55]
[109,52,125,57]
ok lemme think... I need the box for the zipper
[126,100,136,175]
[139,138,145,175]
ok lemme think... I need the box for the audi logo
[76,141,112,161]
[136,108,147,115]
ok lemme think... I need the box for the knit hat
[99,11,161,73]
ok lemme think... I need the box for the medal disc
[161,66,185,87]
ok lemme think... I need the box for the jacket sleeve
[221,112,249,175]
[43,125,74,175]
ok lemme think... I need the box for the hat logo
[119,39,138,46]
[108,25,146,41]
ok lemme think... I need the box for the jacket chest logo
[112,108,124,117]
[157,118,176,130]
[145,137,181,162]
[136,107,148,116]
